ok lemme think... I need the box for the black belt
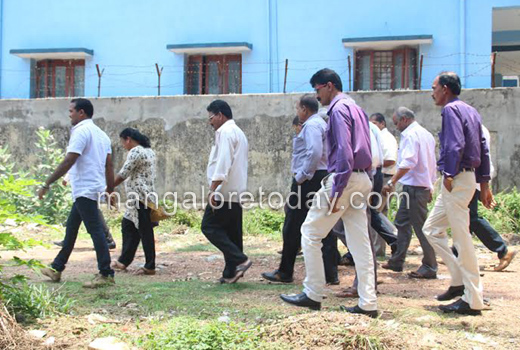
[461,168,475,172]
[352,169,365,173]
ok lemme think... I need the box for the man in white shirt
[201,100,251,284]
[370,113,398,216]
[38,98,115,288]
[382,107,438,279]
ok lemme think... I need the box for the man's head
[296,94,319,123]
[432,71,461,107]
[309,68,343,106]
[392,107,416,132]
[292,116,302,135]
[207,99,232,131]
[69,98,94,126]
[369,113,386,130]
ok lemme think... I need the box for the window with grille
[355,48,417,91]
[186,54,241,95]
[32,59,85,98]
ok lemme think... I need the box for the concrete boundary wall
[0,88,518,198]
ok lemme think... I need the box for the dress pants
[301,172,377,311]
[118,206,156,270]
[201,201,247,278]
[423,172,484,310]
[388,184,437,275]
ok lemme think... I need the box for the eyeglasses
[208,113,218,121]
[314,84,327,93]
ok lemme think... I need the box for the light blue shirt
[291,114,328,184]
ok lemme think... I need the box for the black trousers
[52,197,114,277]
[118,206,156,270]
[201,201,247,278]
[278,170,337,281]
[453,190,508,259]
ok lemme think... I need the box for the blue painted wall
[0,0,519,99]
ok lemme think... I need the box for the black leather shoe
[107,240,116,250]
[326,279,340,285]
[436,285,464,301]
[280,292,321,310]
[439,298,482,316]
[53,240,64,247]
[262,270,293,283]
[381,263,403,272]
[340,305,378,318]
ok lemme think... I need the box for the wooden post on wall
[155,63,164,96]
[96,64,104,98]
[283,59,288,93]
[347,55,352,91]
[418,54,424,90]
[491,52,497,88]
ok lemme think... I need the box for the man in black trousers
[262,94,338,284]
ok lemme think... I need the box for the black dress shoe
[261,270,293,283]
[340,305,378,318]
[381,263,403,272]
[53,240,64,247]
[280,292,321,310]
[107,240,116,250]
[436,285,464,301]
[439,298,482,316]
[326,279,340,285]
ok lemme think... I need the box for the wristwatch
[387,179,394,187]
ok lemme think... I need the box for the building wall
[1,0,520,99]
[0,89,519,199]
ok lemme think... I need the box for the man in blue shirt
[262,94,337,284]
[424,72,492,316]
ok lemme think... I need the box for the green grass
[55,277,302,321]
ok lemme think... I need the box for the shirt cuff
[294,172,308,184]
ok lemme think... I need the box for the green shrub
[1,282,74,322]
[170,209,202,228]
[244,208,285,237]
[480,187,520,234]
[138,318,278,350]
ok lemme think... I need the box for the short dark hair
[206,99,233,119]
[71,98,94,118]
[119,128,151,148]
[309,68,343,91]
[438,71,461,96]
[292,116,300,126]
[370,113,386,126]
[299,94,319,113]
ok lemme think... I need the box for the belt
[460,168,475,172]
[352,169,365,173]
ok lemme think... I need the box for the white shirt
[380,127,398,175]
[369,122,384,171]
[67,119,112,201]
[477,125,495,191]
[207,120,248,203]
[397,121,437,190]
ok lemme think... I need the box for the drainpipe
[460,0,466,87]
[267,0,272,92]
[0,0,4,98]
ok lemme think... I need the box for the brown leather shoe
[335,286,358,298]
[494,250,517,272]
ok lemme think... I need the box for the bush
[1,282,74,322]
[480,187,520,234]
[138,318,279,350]
[244,208,285,237]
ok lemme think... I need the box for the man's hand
[209,191,217,208]
[443,177,453,192]
[480,183,495,209]
[330,200,341,213]
[37,187,48,200]
[428,191,433,203]
[381,185,392,196]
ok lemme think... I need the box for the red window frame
[355,48,417,91]
[186,54,242,95]
[34,59,85,98]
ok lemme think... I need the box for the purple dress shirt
[437,99,490,183]
[326,93,372,199]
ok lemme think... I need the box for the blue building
[1,0,519,99]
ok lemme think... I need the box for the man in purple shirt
[424,72,492,316]
[281,68,377,318]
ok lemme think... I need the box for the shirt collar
[401,121,418,137]
[327,93,355,115]
[216,119,236,134]
[71,118,93,131]
[302,113,320,126]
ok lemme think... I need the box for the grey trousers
[388,184,437,274]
